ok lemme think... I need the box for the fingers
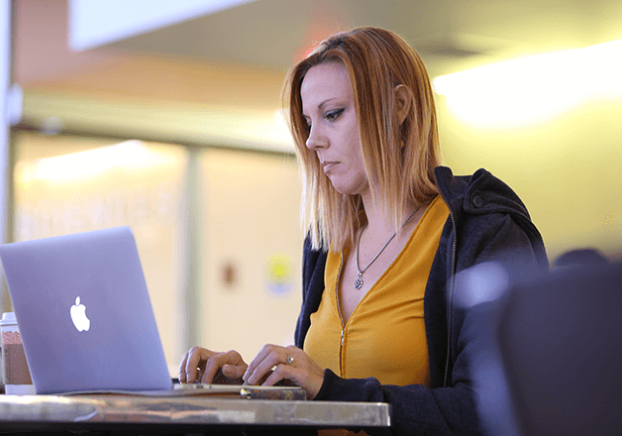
[243,344,288,385]
[178,353,189,382]
[222,363,247,380]
[243,345,325,400]
[201,351,228,384]
[178,344,326,399]
[178,347,249,385]
[204,350,248,384]
[179,346,210,383]
[211,363,248,385]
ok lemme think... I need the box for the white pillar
[175,146,203,357]
[0,0,12,313]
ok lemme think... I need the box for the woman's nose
[305,125,326,150]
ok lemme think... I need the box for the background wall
[200,149,303,361]
[437,95,622,261]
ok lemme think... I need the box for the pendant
[354,274,363,290]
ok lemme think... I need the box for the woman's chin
[330,182,368,197]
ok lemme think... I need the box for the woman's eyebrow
[317,98,337,110]
[303,98,339,117]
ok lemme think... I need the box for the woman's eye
[325,109,344,121]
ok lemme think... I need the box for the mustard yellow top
[304,195,449,387]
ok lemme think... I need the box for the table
[0,394,391,433]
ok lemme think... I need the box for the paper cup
[1,312,35,395]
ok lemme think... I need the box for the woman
[179,27,548,435]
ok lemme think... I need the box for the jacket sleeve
[314,371,479,435]
[312,213,548,436]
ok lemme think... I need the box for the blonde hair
[284,27,441,251]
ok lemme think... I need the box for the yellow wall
[436,95,622,261]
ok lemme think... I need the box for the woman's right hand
[178,347,248,385]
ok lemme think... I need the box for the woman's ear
[394,84,413,126]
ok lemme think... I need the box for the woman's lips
[322,162,338,172]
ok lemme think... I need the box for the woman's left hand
[243,344,325,400]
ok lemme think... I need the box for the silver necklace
[354,207,419,290]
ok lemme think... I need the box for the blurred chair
[553,248,609,269]
[497,261,622,436]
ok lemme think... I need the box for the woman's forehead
[300,62,352,110]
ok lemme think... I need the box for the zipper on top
[336,252,346,377]
[433,170,458,388]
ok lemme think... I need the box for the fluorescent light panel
[16,140,173,183]
[69,0,258,51]
[432,39,622,127]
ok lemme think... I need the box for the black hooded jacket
[294,166,549,436]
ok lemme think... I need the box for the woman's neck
[360,195,418,236]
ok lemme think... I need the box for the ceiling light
[16,140,174,184]
[432,39,622,128]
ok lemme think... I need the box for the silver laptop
[0,226,307,399]
[0,226,173,394]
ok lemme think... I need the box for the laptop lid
[0,226,173,394]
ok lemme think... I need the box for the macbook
[1,226,306,399]
[0,227,174,394]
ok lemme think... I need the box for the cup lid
[0,312,17,326]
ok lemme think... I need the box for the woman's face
[300,62,369,198]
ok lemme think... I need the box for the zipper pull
[341,329,344,346]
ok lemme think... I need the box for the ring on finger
[286,355,294,365]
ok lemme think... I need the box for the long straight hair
[284,27,441,251]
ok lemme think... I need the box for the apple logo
[70,296,90,332]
